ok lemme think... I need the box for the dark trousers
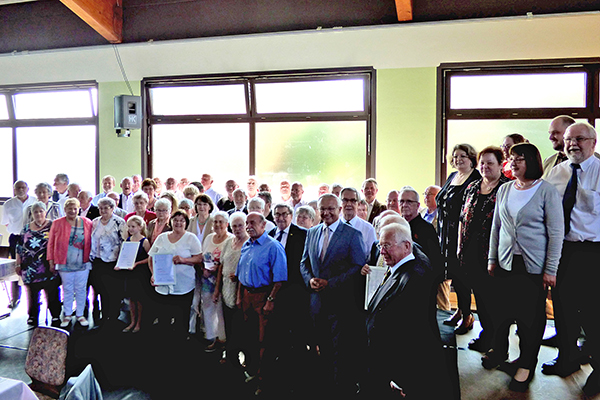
[26,278,61,321]
[8,234,22,302]
[448,255,471,314]
[553,241,600,369]
[155,290,194,336]
[491,256,547,369]
[463,252,497,349]
[90,259,121,321]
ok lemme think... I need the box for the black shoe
[541,357,580,377]
[8,299,20,309]
[26,317,38,327]
[468,337,488,353]
[509,369,534,392]
[541,334,558,347]
[482,350,507,370]
[498,358,520,377]
[583,370,600,397]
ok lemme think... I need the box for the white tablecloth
[0,258,17,281]
[0,377,39,400]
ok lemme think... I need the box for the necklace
[515,179,539,190]
[33,219,46,229]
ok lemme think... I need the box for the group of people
[2,116,599,398]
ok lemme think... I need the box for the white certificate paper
[365,265,388,310]
[152,254,176,286]
[115,242,140,270]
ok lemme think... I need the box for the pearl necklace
[514,179,539,190]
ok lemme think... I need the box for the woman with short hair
[141,178,158,211]
[47,198,93,328]
[125,192,156,225]
[24,182,61,223]
[16,201,61,326]
[147,198,173,245]
[295,205,316,229]
[484,143,563,392]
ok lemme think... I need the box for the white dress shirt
[2,195,37,234]
[274,225,291,248]
[343,215,377,254]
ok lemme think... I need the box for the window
[143,68,375,198]
[0,83,98,199]
[438,59,600,181]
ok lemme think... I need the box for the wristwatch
[266,296,275,302]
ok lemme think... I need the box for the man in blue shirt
[236,212,287,395]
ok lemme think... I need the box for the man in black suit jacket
[366,223,453,399]
[78,191,100,220]
[362,178,386,224]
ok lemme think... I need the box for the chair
[25,326,70,399]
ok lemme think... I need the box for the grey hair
[297,205,316,221]
[341,187,361,201]
[35,182,52,194]
[97,197,116,209]
[54,173,69,184]
[380,222,413,248]
[154,198,172,212]
[133,192,149,203]
[399,186,420,203]
[273,203,293,215]
[229,211,247,225]
[567,121,597,140]
[31,201,47,212]
[248,197,265,211]
[317,193,342,208]
[213,211,230,223]
[179,198,193,209]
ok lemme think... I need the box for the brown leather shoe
[455,313,474,335]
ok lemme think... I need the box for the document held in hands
[115,241,141,270]
[365,265,387,310]
[152,254,176,286]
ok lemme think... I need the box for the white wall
[0,12,598,84]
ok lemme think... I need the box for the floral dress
[18,222,56,284]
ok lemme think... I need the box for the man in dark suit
[227,188,248,216]
[300,194,367,395]
[365,222,453,399]
[268,203,309,389]
[362,178,386,224]
[78,191,99,220]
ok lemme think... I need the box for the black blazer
[409,214,443,271]
[367,199,387,224]
[366,249,452,399]
[82,205,100,220]
[268,223,307,286]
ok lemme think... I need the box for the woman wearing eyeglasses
[484,143,563,392]
[436,143,481,334]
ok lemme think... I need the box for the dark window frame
[141,66,376,179]
[0,80,99,201]
[437,57,600,184]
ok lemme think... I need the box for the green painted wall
[375,67,437,198]
[97,82,142,184]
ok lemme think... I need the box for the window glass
[0,95,8,120]
[149,85,247,115]
[450,73,586,109]
[255,79,365,113]
[151,123,250,186]
[255,121,365,200]
[14,90,96,119]
[0,128,13,196]
[16,126,96,191]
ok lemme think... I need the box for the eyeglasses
[274,212,290,218]
[376,242,394,251]
[319,207,338,213]
[508,156,526,164]
[399,199,418,205]
[341,198,358,203]
[564,137,593,144]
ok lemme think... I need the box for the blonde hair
[64,198,80,210]
[127,215,147,237]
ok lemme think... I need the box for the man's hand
[488,263,497,277]
[543,273,557,290]
[310,277,329,292]
[361,265,371,276]
[263,299,275,315]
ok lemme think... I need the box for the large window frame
[437,58,600,183]
[0,81,99,200]
[141,67,376,181]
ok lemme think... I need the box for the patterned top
[458,176,509,269]
[18,222,57,284]
[90,215,127,262]
[201,232,233,293]
[56,225,89,272]
[220,237,241,308]
[24,201,61,224]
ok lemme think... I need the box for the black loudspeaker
[114,95,142,130]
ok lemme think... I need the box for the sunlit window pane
[150,85,247,115]
[152,124,250,185]
[0,95,8,120]
[255,121,365,200]
[16,126,96,192]
[0,128,14,197]
[14,90,96,119]
[255,79,365,113]
[450,73,586,109]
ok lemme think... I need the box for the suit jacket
[269,223,307,287]
[365,250,452,399]
[81,205,100,220]
[300,221,366,317]
[367,199,386,224]
[409,214,442,268]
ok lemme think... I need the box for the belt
[242,285,270,294]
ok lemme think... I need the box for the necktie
[320,226,330,262]
[563,163,581,235]
[380,266,392,287]
[276,230,284,242]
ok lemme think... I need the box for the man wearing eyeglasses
[300,193,367,396]
[364,222,453,398]
[341,187,377,254]
[544,122,600,396]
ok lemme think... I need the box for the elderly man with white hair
[248,197,275,232]
[364,222,453,398]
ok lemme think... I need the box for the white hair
[380,222,413,248]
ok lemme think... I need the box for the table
[0,377,39,400]
[0,258,16,280]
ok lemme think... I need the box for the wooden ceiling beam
[395,0,413,22]
[59,0,122,43]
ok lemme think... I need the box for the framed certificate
[115,242,140,270]
[152,254,176,286]
[365,265,387,310]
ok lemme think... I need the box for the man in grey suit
[300,193,366,395]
